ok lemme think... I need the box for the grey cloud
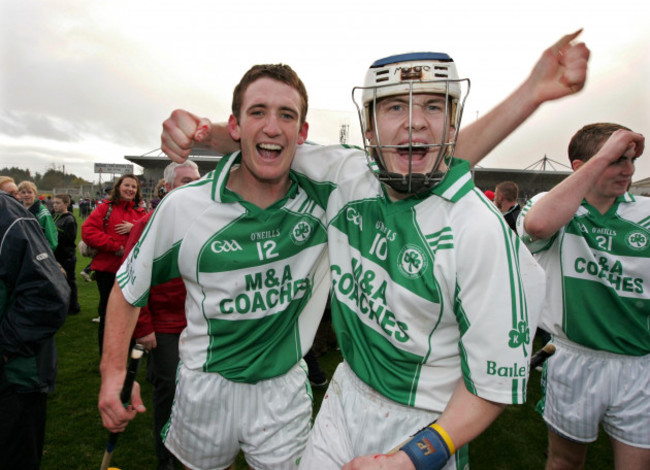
[0,111,83,141]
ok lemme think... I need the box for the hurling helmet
[352,52,469,194]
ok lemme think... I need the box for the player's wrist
[399,423,455,470]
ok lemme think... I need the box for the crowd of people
[1,29,648,470]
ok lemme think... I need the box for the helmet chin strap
[370,142,452,195]
[377,170,447,194]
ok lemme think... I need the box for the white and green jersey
[519,192,650,356]
[293,144,544,412]
[117,152,330,382]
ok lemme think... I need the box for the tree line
[1,166,92,191]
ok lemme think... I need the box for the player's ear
[297,122,309,145]
[572,159,584,171]
[227,115,241,142]
[448,125,457,141]
[365,127,378,145]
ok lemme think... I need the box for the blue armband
[399,423,455,470]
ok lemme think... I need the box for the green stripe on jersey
[197,209,327,274]
[559,201,650,355]
[561,214,650,354]
[203,308,304,380]
[332,300,424,405]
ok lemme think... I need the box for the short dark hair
[231,64,308,125]
[54,193,70,205]
[495,181,518,202]
[568,123,631,164]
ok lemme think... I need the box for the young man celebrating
[98,64,330,470]
[159,32,588,470]
[295,51,545,470]
[518,124,649,470]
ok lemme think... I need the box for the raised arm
[456,30,590,167]
[523,129,644,240]
[161,31,589,165]
[161,110,237,162]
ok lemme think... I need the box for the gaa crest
[397,244,428,279]
[625,230,649,251]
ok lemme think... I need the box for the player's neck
[227,167,291,209]
[500,201,516,213]
[585,193,616,215]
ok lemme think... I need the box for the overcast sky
[1,0,648,184]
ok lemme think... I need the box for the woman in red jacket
[82,174,145,355]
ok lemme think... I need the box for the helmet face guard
[353,52,470,194]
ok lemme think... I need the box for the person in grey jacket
[0,190,69,470]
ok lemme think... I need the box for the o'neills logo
[487,361,527,377]
[210,239,243,253]
[250,229,280,241]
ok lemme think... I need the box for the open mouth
[396,144,429,161]
[257,143,283,159]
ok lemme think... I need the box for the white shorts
[299,362,468,470]
[163,360,313,470]
[539,337,650,448]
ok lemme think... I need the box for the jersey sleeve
[39,208,59,251]
[454,200,545,404]
[291,143,368,208]
[517,192,560,254]
[116,196,183,307]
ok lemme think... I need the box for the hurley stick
[530,342,556,370]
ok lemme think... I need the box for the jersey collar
[214,151,299,206]
[430,158,475,202]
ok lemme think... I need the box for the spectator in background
[149,178,166,211]
[122,161,200,470]
[494,180,521,231]
[52,194,81,316]
[17,181,58,251]
[82,174,145,355]
[45,196,54,214]
[0,190,70,470]
[78,197,95,283]
[0,176,19,199]
[79,198,90,219]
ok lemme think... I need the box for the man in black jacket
[53,194,81,315]
[495,181,521,232]
[0,190,69,470]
